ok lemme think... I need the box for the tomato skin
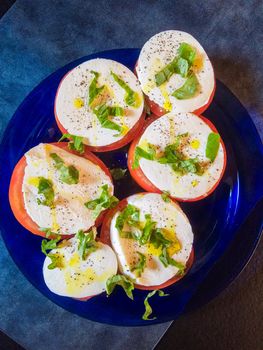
[9,142,114,238]
[54,70,146,153]
[100,194,194,291]
[127,114,227,202]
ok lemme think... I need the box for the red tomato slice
[134,62,216,116]
[54,70,146,152]
[127,114,227,202]
[100,194,194,291]
[9,142,113,238]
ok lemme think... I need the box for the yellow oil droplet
[65,267,96,295]
[69,252,80,267]
[73,98,84,109]
[147,243,162,257]
[27,177,40,187]
[190,139,200,150]
[193,54,204,71]
[162,229,182,256]
[159,84,172,111]
[169,117,175,143]
[191,180,199,187]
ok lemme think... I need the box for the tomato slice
[127,114,227,202]
[9,142,113,238]
[100,194,194,291]
[54,70,146,152]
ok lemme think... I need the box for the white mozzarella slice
[22,143,113,235]
[110,193,193,286]
[43,237,118,298]
[137,112,225,200]
[137,30,214,113]
[55,58,144,147]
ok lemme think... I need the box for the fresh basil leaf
[206,132,220,162]
[155,59,177,86]
[88,70,105,105]
[93,104,124,134]
[132,144,156,169]
[142,290,169,321]
[131,252,146,277]
[85,184,119,218]
[41,235,62,269]
[76,228,97,260]
[47,254,63,270]
[110,167,127,180]
[106,274,134,300]
[161,191,171,203]
[178,42,196,66]
[150,229,172,249]
[175,57,189,78]
[37,177,55,207]
[39,227,59,238]
[172,73,199,100]
[159,247,185,273]
[115,204,140,234]
[111,71,139,107]
[50,153,79,185]
[139,214,156,245]
[59,133,84,154]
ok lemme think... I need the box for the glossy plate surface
[0,49,262,326]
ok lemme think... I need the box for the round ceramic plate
[0,49,262,326]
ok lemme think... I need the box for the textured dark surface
[0,1,262,350]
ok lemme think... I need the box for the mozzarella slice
[55,58,144,147]
[137,30,214,113]
[110,193,193,286]
[136,112,225,200]
[43,237,118,298]
[22,143,113,235]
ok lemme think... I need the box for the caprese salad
[9,142,117,237]
[128,112,226,201]
[136,30,215,116]
[55,58,145,152]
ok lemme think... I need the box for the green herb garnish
[115,204,140,234]
[39,228,59,238]
[132,144,156,169]
[37,177,55,207]
[150,229,172,249]
[59,134,84,154]
[50,153,79,184]
[110,167,127,180]
[178,42,196,66]
[172,73,199,100]
[142,290,169,321]
[106,274,134,300]
[139,214,156,245]
[159,247,185,273]
[205,132,220,162]
[85,184,119,218]
[76,228,97,260]
[161,191,171,203]
[88,70,105,106]
[111,71,139,107]
[93,104,124,135]
[41,235,62,270]
[131,252,146,277]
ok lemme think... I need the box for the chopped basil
[155,58,177,86]
[41,235,62,270]
[39,227,59,238]
[88,70,105,106]
[106,274,134,300]
[111,71,139,107]
[161,191,171,203]
[93,104,124,134]
[150,228,172,249]
[115,204,140,234]
[37,177,55,207]
[131,252,146,277]
[50,153,79,184]
[85,184,119,218]
[159,247,185,273]
[172,73,199,100]
[132,144,156,169]
[110,167,127,180]
[76,228,97,260]
[178,42,196,66]
[139,214,156,245]
[206,132,220,162]
[59,133,84,154]
[142,290,169,321]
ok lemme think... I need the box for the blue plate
[0,49,262,326]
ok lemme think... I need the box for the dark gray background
[0,1,262,349]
